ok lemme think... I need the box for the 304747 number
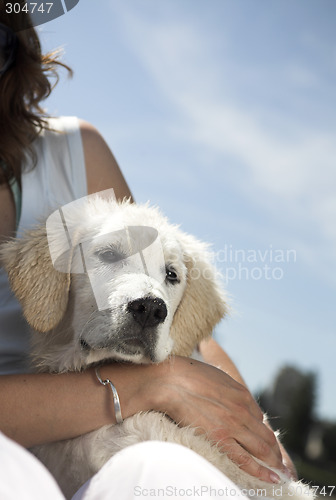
[5,2,53,14]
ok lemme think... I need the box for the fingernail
[270,472,281,484]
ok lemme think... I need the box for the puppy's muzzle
[127,297,167,328]
[79,297,169,363]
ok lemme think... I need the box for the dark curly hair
[0,0,72,186]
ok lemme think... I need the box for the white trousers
[0,431,245,500]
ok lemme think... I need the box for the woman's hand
[147,356,286,484]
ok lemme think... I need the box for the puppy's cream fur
[1,198,313,500]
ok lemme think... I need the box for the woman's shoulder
[42,117,106,156]
[76,119,133,200]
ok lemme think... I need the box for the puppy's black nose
[128,297,167,327]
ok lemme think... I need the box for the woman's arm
[0,182,16,243]
[0,363,159,447]
[199,337,247,385]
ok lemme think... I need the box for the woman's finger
[219,439,281,484]
[234,424,283,470]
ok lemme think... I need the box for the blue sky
[39,0,336,420]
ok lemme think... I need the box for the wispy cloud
[110,2,336,284]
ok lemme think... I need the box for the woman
[0,4,292,498]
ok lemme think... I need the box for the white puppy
[1,196,313,500]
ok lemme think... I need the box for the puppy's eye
[97,249,125,264]
[166,266,179,284]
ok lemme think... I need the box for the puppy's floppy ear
[0,226,70,333]
[170,232,228,356]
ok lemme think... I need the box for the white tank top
[0,116,88,374]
